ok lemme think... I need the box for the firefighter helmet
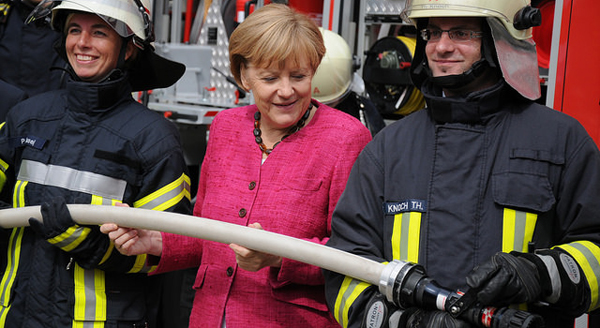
[402,0,541,40]
[401,0,542,100]
[50,0,154,48]
[311,28,353,105]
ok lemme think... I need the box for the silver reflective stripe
[17,160,126,200]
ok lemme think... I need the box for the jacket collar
[422,79,512,124]
[66,72,133,116]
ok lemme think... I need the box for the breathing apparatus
[401,0,542,100]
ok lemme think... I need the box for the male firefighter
[324,0,600,327]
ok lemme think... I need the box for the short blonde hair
[228,4,326,90]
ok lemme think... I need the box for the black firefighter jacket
[0,73,192,327]
[324,81,600,328]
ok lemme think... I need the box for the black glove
[404,309,472,328]
[29,197,81,242]
[28,197,112,269]
[466,251,545,307]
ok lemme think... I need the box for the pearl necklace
[253,103,313,154]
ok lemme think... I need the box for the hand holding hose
[100,203,163,257]
[466,252,543,307]
[230,222,282,271]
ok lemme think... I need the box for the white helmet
[402,0,541,40]
[311,28,353,105]
[50,0,154,47]
[402,0,542,100]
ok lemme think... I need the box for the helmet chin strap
[428,58,489,89]
[97,38,130,83]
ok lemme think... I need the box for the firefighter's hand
[466,252,542,306]
[28,197,79,240]
[230,222,282,271]
[404,309,473,328]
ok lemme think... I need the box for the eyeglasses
[420,29,483,42]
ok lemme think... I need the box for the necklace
[253,103,313,155]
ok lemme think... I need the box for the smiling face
[65,12,133,82]
[425,17,483,78]
[241,56,314,133]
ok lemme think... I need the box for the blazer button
[249,181,256,190]
[226,266,234,276]
[238,208,247,218]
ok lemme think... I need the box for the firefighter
[0,0,67,97]
[0,0,190,327]
[323,0,600,327]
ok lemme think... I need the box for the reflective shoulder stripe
[392,212,422,263]
[0,122,4,130]
[502,208,538,252]
[18,160,127,200]
[73,264,107,324]
[133,173,191,211]
[556,241,600,311]
[334,276,370,328]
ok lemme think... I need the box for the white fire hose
[0,206,545,327]
[0,205,385,285]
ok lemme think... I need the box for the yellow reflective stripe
[392,212,421,263]
[91,195,103,205]
[502,209,537,252]
[556,241,600,311]
[133,173,191,211]
[0,228,24,310]
[0,122,4,129]
[0,158,7,192]
[0,183,28,321]
[14,180,27,208]
[73,264,107,324]
[98,243,115,266]
[91,195,123,206]
[47,226,91,252]
[334,276,370,328]
[128,254,150,273]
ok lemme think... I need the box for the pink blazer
[155,102,372,327]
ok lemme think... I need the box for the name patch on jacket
[384,200,427,215]
[10,136,46,150]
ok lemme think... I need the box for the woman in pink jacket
[102,4,371,327]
